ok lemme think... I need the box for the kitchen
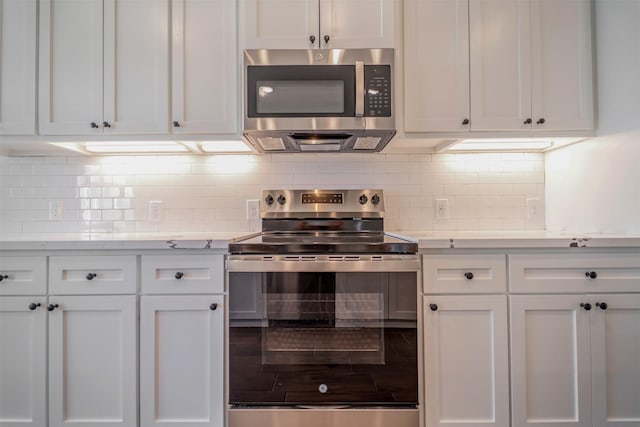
[1,0,640,427]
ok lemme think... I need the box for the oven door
[226,254,420,408]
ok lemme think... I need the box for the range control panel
[261,189,384,218]
[301,192,343,204]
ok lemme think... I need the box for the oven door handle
[226,255,420,273]
[355,61,365,117]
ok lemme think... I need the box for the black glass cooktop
[228,231,417,254]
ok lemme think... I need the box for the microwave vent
[353,137,382,150]
[257,137,286,151]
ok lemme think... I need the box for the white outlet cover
[435,198,449,220]
[246,199,260,221]
[49,200,64,221]
[148,200,163,222]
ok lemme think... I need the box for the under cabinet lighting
[84,141,190,153]
[50,140,252,155]
[444,138,553,152]
[200,141,252,153]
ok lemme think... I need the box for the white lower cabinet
[423,295,509,427]
[510,294,640,427]
[510,294,592,427]
[47,295,137,427]
[0,297,47,427]
[589,294,640,427]
[140,295,224,427]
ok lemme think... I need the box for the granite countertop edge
[2,231,640,251]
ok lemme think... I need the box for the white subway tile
[102,210,123,221]
[0,153,546,236]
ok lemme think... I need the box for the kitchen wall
[545,0,640,234]
[0,152,544,237]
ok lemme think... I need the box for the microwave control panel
[364,65,392,117]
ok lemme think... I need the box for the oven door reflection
[228,271,418,407]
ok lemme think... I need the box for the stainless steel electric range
[226,190,421,427]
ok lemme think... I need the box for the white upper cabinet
[39,0,169,135]
[469,0,530,131]
[404,0,593,133]
[171,0,238,134]
[240,0,394,49]
[404,0,470,132]
[0,0,37,135]
[529,0,593,131]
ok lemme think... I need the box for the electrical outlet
[49,200,64,221]
[527,198,541,220]
[148,200,163,222]
[246,199,260,221]
[435,199,449,220]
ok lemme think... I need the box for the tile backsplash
[0,152,545,237]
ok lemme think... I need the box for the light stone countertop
[1,230,640,251]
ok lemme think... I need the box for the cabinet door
[240,0,319,49]
[469,0,530,131]
[48,296,137,427]
[0,297,46,427]
[590,294,640,427]
[510,295,592,427]
[140,295,224,427]
[39,0,103,135]
[103,0,169,133]
[530,0,593,130]
[172,0,238,133]
[404,0,469,132]
[319,0,394,48]
[0,0,36,135]
[423,295,509,427]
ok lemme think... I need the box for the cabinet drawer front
[0,256,47,295]
[141,255,223,294]
[423,254,506,294]
[509,253,640,293]
[49,255,137,294]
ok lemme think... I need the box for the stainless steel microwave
[242,48,395,153]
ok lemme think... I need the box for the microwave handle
[355,61,365,117]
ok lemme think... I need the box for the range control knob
[277,194,286,205]
[371,194,381,206]
[265,194,274,206]
[359,194,368,205]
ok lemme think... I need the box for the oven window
[228,271,418,407]
[256,81,345,114]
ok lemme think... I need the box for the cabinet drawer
[49,256,137,294]
[141,255,224,294]
[509,253,640,293]
[0,256,47,295]
[423,254,506,294]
